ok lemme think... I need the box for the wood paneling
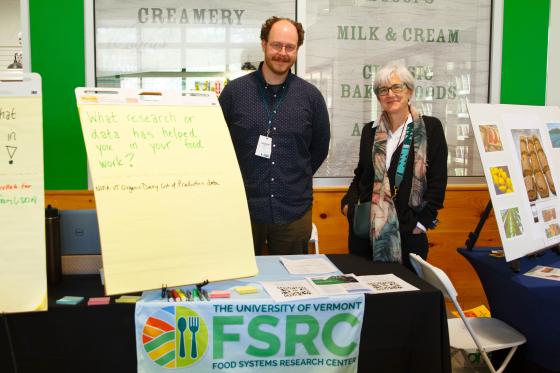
[46,190,95,210]
[46,185,498,310]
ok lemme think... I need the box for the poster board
[0,72,47,313]
[469,103,560,261]
[75,88,257,295]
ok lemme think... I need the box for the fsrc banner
[135,295,364,373]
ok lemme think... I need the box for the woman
[341,61,447,271]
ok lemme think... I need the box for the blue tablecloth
[141,254,342,302]
[459,247,560,372]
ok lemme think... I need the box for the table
[1,254,450,373]
[459,247,560,373]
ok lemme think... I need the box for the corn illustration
[526,136,550,198]
[519,136,538,201]
[490,167,513,194]
[530,135,556,195]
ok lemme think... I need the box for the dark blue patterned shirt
[219,64,330,224]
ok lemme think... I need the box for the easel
[2,313,17,373]
[466,200,560,272]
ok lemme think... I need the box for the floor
[451,352,491,372]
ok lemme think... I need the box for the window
[94,0,493,179]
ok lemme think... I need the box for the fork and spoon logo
[141,306,208,368]
[177,316,200,359]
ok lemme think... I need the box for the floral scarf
[370,106,428,262]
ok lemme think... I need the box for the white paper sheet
[307,274,371,296]
[524,265,560,281]
[261,280,324,302]
[279,256,338,275]
[357,274,419,294]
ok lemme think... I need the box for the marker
[202,289,210,301]
[186,290,193,301]
[171,289,181,302]
[192,288,200,301]
[166,290,174,302]
[176,289,187,302]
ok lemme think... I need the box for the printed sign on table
[135,295,364,373]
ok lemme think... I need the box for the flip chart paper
[0,73,47,313]
[76,89,257,295]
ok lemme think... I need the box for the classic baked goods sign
[469,103,560,261]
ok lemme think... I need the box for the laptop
[60,209,101,255]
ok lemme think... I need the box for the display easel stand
[2,313,18,373]
[465,200,522,272]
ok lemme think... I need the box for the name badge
[255,135,272,158]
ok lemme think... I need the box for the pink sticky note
[209,290,230,299]
[87,297,111,306]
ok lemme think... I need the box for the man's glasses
[268,42,297,54]
[375,83,408,96]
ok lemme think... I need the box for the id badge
[255,135,272,158]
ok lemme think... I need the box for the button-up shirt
[218,64,331,224]
[385,114,413,169]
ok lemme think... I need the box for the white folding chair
[409,253,526,373]
[309,223,319,254]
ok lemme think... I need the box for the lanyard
[393,121,414,198]
[257,81,289,136]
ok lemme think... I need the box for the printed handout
[357,274,419,294]
[307,274,371,296]
[279,256,339,275]
[261,280,323,302]
[524,265,560,281]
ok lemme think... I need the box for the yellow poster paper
[0,92,47,313]
[76,90,257,295]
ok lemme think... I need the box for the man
[219,16,330,255]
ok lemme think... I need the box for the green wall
[29,1,551,189]
[29,0,87,189]
[501,0,550,104]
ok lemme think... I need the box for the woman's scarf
[370,106,428,262]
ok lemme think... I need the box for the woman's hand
[412,227,424,235]
[342,204,349,216]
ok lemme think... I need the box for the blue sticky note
[56,296,84,305]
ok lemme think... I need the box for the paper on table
[307,274,371,296]
[0,81,47,313]
[261,280,324,302]
[279,256,338,275]
[524,265,560,281]
[357,274,419,294]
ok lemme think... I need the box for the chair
[409,253,526,373]
[309,223,319,254]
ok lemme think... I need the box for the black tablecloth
[1,254,450,373]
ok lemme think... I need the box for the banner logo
[142,306,209,368]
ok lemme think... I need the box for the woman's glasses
[375,83,408,96]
